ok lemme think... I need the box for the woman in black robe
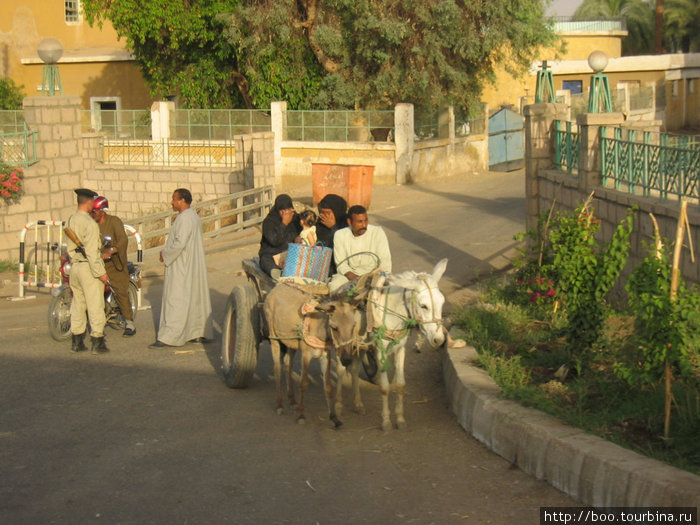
[315,194,348,248]
[259,194,301,278]
[315,194,348,275]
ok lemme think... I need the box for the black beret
[74,188,98,198]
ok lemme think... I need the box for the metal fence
[170,109,271,140]
[629,86,655,112]
[455,105,486,137]
[99,138,236,167]
[0,110,26,133]
[82,109,152,139]
[551,17,626,32]
[601,127,700,203]
[570,89,626,120]
[554,120,581,175]
[128,186,274,253]
[0,124,38,167]
[286,110,394,142]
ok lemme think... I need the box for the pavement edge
[442,345,700,507]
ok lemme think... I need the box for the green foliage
[616,245,700,385]
[83,0,558,110]
[452,286,700,474]
[0,78,25,110]
[573,0,654,55]
[82,0,245,108]
[664,0,700,52]
[549,202,634,364]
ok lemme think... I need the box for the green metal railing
[286,110,394,142]
[601,127,700,203]
[0,123,38,167]
[0,110,26,133]
[170,109,271,140]
[99,138,236,167]
[554,120,580,175]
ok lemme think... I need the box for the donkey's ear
[432,258,448,282]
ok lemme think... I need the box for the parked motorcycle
[47,239,141,341]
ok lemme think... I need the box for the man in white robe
[149,188,213,347]
[329,205,392,292]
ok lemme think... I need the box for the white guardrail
[15,220,143,304]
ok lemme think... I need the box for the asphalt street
[0,170,576,524]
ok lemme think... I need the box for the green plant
[617,244,700,385]
[0,260,19,273]
[0,78,24,110]
[0,163,24,203]
[548,199,634,367]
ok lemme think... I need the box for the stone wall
[0,96,274,262]
[0,96,82,261]
[524,103,699,287]
[410,135,488,182]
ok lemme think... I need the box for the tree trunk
[655,0,664,54]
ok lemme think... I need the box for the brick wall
[0,97,275,262]
[524,103,699,288]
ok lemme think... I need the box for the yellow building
[0,1,151,110]
[482,19,627,112]
[483,20,700,131]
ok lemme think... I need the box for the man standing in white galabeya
[149,188,213,348]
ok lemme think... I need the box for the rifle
[64,227,87,259]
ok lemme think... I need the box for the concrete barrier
[443,345,700,507]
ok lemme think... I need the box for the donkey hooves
[381,420,392,432]
[276,407,284,415]
[296,416,306,425]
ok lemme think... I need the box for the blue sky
[547,0,584,17]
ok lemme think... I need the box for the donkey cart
[219,259,274,389]
[220,258,380,390]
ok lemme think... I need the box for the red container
[312,164,374,209]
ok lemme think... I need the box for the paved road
[0,171,575,524]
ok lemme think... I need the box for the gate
[488,107,524,172]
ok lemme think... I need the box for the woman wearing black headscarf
[315,194,348,276]
[259,194,301,278]
[316,194,348,249]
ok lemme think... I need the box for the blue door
[488,107,524,171]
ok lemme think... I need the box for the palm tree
[664,0,700,51]
[573,0,655,55]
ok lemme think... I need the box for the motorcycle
[47,237,142,341]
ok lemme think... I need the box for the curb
[442,345,700,507]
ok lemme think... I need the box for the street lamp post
[38,38,64,96]
[587,51,612,113]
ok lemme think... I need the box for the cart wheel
[221,284,259,389]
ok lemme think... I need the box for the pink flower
[516,280,524,285]
[1,190,10,197]
[546,288,556,297]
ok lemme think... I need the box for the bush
[0,78,24,110]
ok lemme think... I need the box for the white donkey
[338,258,448,431]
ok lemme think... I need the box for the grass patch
[0,260,18,273]
[454,286,700,475]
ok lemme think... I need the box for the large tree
[84,0,557,110]
[573,0,655,55]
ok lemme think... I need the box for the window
[671,80,679,98]
[562,80,583,95]
[65,0,80,24]
[689,79,695,95]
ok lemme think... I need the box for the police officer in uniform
[67,188,110,354]
[91,196,136,336]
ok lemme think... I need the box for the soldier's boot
[71,333,87,353]
[91,336,110,354]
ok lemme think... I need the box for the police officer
[91,196,136,336]
[67,188,110,354]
